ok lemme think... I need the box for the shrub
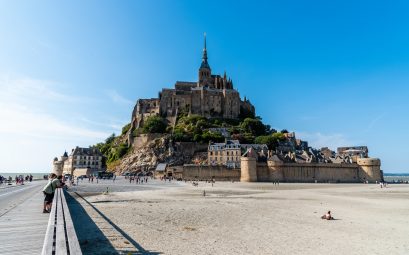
[240,118,267,136]
[142,116,167,133]
[121,123,131,135]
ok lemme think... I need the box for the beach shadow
[65,191,118,254]
[70,192,161,255]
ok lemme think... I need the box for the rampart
[242,156,383,183]
[181,165,240,181]
[259,161,361,183]
[171,157,382,183]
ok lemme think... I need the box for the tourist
[42,174,63,213]
[321,210,334,220]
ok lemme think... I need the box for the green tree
[105,133,116,144]
[240,118,267,136]
[255,132,286,150]
[121,123,131,135]
[201,130,224,143]
[142,116,167,133]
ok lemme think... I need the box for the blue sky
[0,1,408,173]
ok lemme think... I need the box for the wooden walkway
[0,182,49,254]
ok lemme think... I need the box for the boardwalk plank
[0,182,49,255]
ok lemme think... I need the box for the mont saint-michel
[3,2,409,254]
[51,36,383,185]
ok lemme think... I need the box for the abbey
[129,36,255,135]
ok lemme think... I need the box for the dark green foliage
[255,132,286,150]
[93,134,130,164]
[121,123,131,135]
[199,130,225,143]
[105,133,116,144]
[105,143,130,163]
[240,118,268,137]
[142,116,167,134]
[231,133,255,144]
[172,127,193,142]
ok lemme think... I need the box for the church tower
[198,33,211,86]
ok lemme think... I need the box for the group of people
[0,175,33,185]
[128,176,149,184]
[42,173,65,213]
[0,175,12,185]
[15,175,33,184]
[379,181,388,188]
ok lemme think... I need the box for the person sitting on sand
[321,210,334,220]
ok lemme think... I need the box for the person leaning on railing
[42,173,64,213]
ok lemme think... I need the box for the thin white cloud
[0,76,108,139]
[0,76,113,172]
[105,89,134,105]
[364,113,385,133]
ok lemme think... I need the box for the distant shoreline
[383,173,409,176]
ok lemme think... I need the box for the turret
[357,158,383,183]
[240,148,258,182]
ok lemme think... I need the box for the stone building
[208,140,268,168]
[52,147,105,177]
[129,35,255,144]
[208,140,241,168]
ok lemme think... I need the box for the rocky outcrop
[112,134,206,175]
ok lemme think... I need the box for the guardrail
[42,188,82,255]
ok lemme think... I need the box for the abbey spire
[199,33,211,85]
[202,33,208,63]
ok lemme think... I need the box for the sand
[76,181,409,255]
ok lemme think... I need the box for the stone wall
[181,165,240,181]
[263,161,360,183]
[131,133,164,149]
[167,157,382,183]
[175,142,208,157]
[251,157,382,183]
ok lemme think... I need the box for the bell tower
[198,33,211,86]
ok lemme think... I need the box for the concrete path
[0,181,49,254]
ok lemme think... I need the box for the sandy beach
[71,181,409,255]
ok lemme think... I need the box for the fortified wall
[172,154,382,183]
[180,164,240,181]
[241,156,382,183]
